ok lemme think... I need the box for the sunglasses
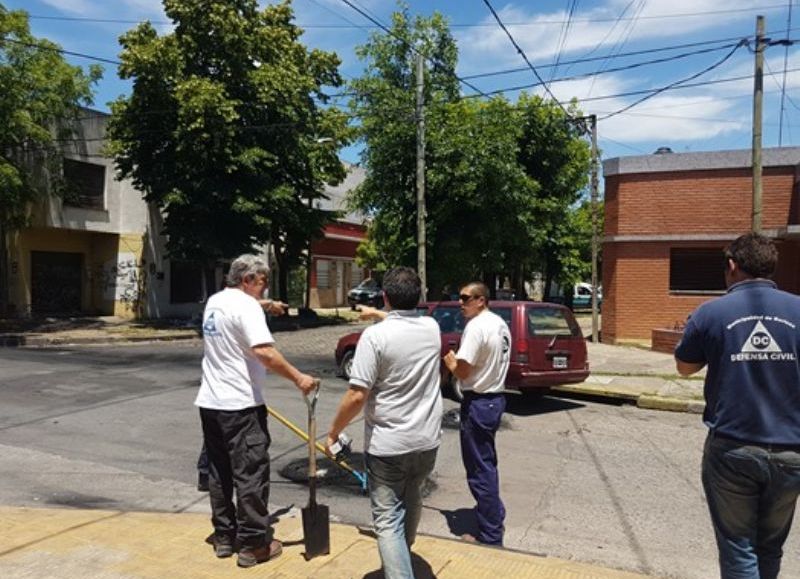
[459,294,480,303]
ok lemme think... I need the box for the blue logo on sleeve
[203,311,219,336]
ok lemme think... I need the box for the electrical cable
[598,40,747,120]
[479,0,571,116]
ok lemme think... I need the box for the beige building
[5,110,218,319]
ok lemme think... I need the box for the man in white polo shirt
[196,254,317,568]
[326,266,443,579]
[444,282,511,546]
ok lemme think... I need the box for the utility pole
[589,114,600,343]
[415,52,427,300]
[752,15,765,232]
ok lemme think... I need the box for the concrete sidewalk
[0,505,651,578]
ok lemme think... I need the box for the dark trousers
[460,391,506,545]
[199,406,272,549]
[702,432,800,579]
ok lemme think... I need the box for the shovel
[302,381,330,560]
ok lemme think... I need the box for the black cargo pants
[199,405,272,549]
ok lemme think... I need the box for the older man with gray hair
[196,254,317,568]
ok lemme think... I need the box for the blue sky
[7,0,799,164]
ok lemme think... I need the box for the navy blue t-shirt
[675,279,800,444]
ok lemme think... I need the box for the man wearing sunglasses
[444,283,511,546]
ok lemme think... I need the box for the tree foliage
[0,5,101,230]
[107,0,351,299]
[349,8,592,296]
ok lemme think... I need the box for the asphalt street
[1,332,799,578]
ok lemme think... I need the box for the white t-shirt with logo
[455,309,511,394]
[195,288,274,410]
[349,310,443,456]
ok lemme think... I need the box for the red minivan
[334,300,589,398]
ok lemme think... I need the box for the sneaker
[237,540,283,568]
[210,534,235,558]
[197,473,209,492]
[460,533,478,543]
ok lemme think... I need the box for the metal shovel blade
[302,499,330,559]
[302,382,330,560]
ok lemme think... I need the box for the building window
[350,265,363,287]
[669,248,726,293]
[63,159,105,210]
[316,260,330,289]
[170,260,203,303]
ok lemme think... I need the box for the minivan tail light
[514,339,529,363]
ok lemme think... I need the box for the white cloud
[597,93,745,142]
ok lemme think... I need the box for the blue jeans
[702,432,800,579]
[460,391,506,545]
[366,448,438,579]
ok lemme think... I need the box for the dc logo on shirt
[203,311,219,336]
[731,320,796,362]
[741,321,781,353]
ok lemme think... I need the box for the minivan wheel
[340,349,355,380]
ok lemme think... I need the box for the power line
[479,0,570,116]
[460,35,757,80]
[0,34,121,65]
[22,4,790,28]
[598,40,747,120]
[335,0,490,98]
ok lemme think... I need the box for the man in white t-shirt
[195,254,317,568]
[444,282,510,546]
[326,266,443,579]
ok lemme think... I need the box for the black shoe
[197,473,209,492]
[208,534,235,558]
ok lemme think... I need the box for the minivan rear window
[430,306,465,333]
[527,307,578,337]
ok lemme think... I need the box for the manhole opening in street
[279,454,437,498]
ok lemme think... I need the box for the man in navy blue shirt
[675,233,800,579]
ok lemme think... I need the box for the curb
[0,332,200,348]
[636,394,705,414]
[550,384,705,414]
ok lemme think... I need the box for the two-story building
[3,110,369,318]
[601,147,800,344]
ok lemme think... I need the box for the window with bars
[63,159,105,210]
[350,265,364,287]
[316,260,330,289]
[669,248,726,293]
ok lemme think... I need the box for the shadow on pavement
[504,394,586,417]
[363,552,436,579]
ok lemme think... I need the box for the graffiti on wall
[99,253,145,312]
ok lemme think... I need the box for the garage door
[31,251,83,315]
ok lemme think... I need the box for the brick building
[308,163,370,308]
[602,147,800,343]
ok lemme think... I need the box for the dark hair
[382,266,421,310]
[724,233,778,279]
[461,282,490,303]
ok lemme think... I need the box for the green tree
[0,5,101,314]
[350,8,593,297]
[515,93,591,298]
[107,0,349,301]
